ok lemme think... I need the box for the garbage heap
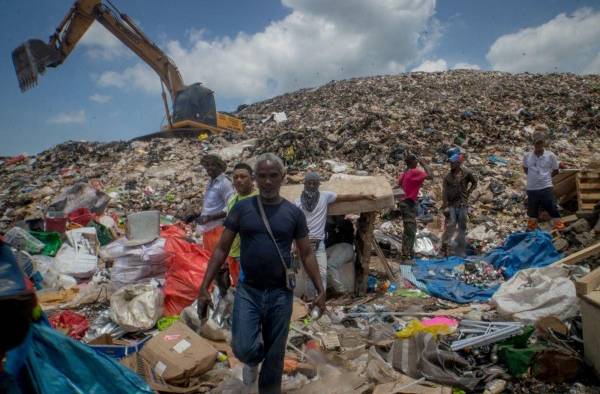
[1,70,600,392]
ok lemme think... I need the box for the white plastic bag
[103,238,167,290]
[110,281,163,332]
[491,265,578,323]
[326,243,355,293]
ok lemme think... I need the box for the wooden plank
[581,193,600,200]
[551,241,600,267]
[581,203,597,211]
[580,294,600,377]
[577,173,584,212]
[576,267,600,296]
[579,183,600,190]
[355,212,376,296]
[562,214,579,224]
[371,239,395,280]
[581,172,600,178]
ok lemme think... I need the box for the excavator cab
[172,83,217,127]
[12,39,63,92]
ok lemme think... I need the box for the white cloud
[487,8,600,74]
[98,63,160,93]
[80,22,130,60]
[96,0,439,101]
[89,93,111,104]
[48,110,86,125]
[452,62,480,70]
[412,59,448,72]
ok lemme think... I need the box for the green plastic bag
[497,326,546,377]
[89,221,114,246]
[157,316,180,331]
[30,231,62,257]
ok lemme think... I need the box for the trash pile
[2,70,600,392]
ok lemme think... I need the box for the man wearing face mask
[296,171,374,299]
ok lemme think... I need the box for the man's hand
[197,287,212,321]
[198,215,209,225]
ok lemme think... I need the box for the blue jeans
[232,283,293,394]
[441,207,468,257]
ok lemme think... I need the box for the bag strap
[256,196,290,271]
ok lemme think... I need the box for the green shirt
[226,190,258,258]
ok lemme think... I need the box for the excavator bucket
[12,39,63,92]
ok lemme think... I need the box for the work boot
[242,364,258,386]
[552,219,566,231]
[527,218,538,231]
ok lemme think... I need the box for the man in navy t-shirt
[197,153,325,394]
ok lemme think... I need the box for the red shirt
[397,168,427,201]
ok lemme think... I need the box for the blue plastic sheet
[484,231,562,278]
[413,231,562,304]
[5,322,153,394]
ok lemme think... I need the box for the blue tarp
[5,322,153,394]
[412,231,562,304]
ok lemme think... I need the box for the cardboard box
[139,321,218,385]
[89,334,151,360]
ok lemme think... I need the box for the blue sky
[1,0,598,156]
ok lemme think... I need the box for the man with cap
[441,153,477,257]
[523,127,564,230]
[296,171,374,300]
[396,154,432,263]
[196,154,234,254]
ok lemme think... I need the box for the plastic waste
[396,319,457,338]
[109,281,163,332]
[326,242,355,292]
[48,182,110,215]
[83,310,126,343]
[7,322,153,393]
[163,235,210,315]
[30,231,62,256]
[49,310,89,340]
[32,255,77,290]
[4,227,45,254]
[491,265,578,323]
[104,238,168,290]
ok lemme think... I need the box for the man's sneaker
[242,364,258,386]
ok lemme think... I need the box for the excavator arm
[12,0,243,134]
[12,0,184,101]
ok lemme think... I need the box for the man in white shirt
[522,129,564,231]
[296,172,374,300]
[197,154,234,253]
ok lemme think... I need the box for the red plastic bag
[49,310,89,340]
[160,224,186,239]
[163,236,211,316]
[68,207,94,227]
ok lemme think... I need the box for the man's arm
[550,153,560,177]
[335,193,376,202]
[296,236,326,312]
[466,171,478,195]
[442,176,449,209]
[523,166,529,175]
[198,229,236,300]
[199,211,227,224]
[418,159,433,180]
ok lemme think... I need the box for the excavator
[11,0,244,139]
